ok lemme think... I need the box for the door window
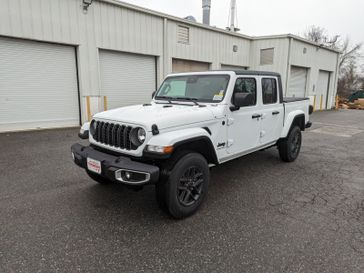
[262,78,277,104]
[233,78,257,106]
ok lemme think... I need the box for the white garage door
[221,64,248,71]
[172,59,210,73]
[316,70,330,110]
[288,66,308,97]
[99,50,156,109]
[0,37,80,132]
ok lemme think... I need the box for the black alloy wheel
[177,166,204,206]
[290,129,302,156]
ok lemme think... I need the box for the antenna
[226,0,240,32]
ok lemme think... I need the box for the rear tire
[278,126,302,162]
[155,153,210,219]
[86,170,112,184]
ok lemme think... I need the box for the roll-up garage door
[99,50,156,110]
[288,66,308,97]
[0,37,80,132]
[172,59,210,73]
[221,64,248,71]
[316,70,331,110]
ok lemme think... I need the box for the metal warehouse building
[0,0,340,132]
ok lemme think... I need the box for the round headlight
[130,127,146,147]
[137,128,146,143]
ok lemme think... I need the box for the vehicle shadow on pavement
[76,148,282,224]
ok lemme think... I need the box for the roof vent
[177,25,190,44]
[184,16,197,23]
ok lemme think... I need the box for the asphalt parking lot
[0,110,363,273]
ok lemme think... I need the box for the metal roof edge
[252,34,341,53]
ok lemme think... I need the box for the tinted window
[233,78,256,106]
[262,78,277,104]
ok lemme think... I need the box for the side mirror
[231,93,254,111]
[152,91,156,98]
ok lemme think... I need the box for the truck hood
[93,103,223,131]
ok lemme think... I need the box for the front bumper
[71,143,159,185]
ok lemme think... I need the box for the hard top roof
[215,70,281,77]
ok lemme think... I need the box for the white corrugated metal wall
[0,0,339,131]
[250,37,339,109]
[249,38,290,94]
[289,39,338,109]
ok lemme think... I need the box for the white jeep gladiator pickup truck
[71,70,312,219]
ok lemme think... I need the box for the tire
[86,170,112,184]
[155,153,210,219]
[278,126,302,162]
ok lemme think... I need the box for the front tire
[156,153,210,219]
[278,126,302,162]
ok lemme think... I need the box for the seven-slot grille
[91,121,138,150]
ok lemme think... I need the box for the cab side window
[233,78,257,106]
[262,78,277,104]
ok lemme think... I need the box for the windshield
[155,75,230,103]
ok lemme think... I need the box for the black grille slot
[91,121,138,150]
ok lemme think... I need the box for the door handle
[252,114,261,119]
[272,111,280,115]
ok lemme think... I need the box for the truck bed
[283,97,309,103]
[283,97,310,126]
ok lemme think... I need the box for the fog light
[115,169,151,184]
[125,172,131,180]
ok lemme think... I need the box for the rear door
[259,77,284,145]
[226,77,261,156]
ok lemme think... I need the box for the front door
[226,77,261,156]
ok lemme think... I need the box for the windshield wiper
[175,97,200,106]
[155,96,173,104]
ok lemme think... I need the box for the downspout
[285,37,293,96]
[163,18,168,77]
[332,52,340,108]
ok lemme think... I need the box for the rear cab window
[262,78,278,104]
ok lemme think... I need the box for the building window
[262,78,278,104]
[260,48,274,65]
[177,25,190,44]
